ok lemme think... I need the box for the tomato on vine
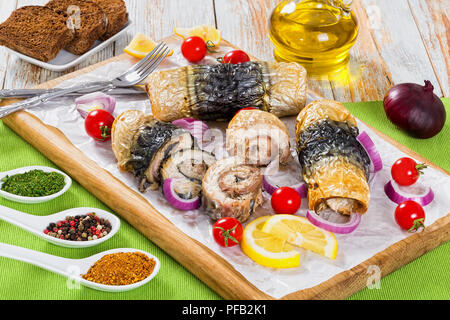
[394,200,425,232]
[84,109,115,141]
[391,157,427,186]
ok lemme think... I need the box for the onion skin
[383,80,446,139]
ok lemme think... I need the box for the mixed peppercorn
[44,212,112,241]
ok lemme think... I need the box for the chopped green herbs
[1,169,66,197]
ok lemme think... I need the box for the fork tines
[136,43,171,79]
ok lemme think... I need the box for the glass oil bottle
[269,0,358,74]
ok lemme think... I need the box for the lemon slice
[262,215,338,260]
[174,25,222,45]
[241,216,300,268]
[124,33,173,59]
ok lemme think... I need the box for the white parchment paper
[25,38,450,298]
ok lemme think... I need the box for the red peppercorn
[43,213,111,242]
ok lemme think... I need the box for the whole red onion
[383,80,446,139]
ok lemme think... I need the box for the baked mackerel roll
[295,100,370,215]
[202,157,263,222]
[111,110,215,201]
[226,109,291,166]
[146,61,307,122]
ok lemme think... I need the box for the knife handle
[0,82,112,119]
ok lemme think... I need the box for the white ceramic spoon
[0,205,120,248]
[0,244,160,292]
[0,166,72,203]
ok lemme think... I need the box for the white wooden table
[0,0,448,101]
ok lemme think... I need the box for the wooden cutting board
[1,37,449,300]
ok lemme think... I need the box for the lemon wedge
[124,33,173,59]
[174,25,222,45]
[262,215,338,260]
[241,216,301,268]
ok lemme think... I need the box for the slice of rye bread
[92,0,128,40]
[46,0,107,55]
[0,6,74,62]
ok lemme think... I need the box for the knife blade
[0,85,147,99]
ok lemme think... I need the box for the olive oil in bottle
[269,0,358,74]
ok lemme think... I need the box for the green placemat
[0,99,449,300]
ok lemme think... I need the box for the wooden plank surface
[0,0,448,99]
[359,0,443,97]
[213,0,448,101]
[407,0,450,97]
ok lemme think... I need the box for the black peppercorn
[43,213,112,242]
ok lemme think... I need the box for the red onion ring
[306,210,361,234]
[384,179,434,206]
[162,178,201,210]
[75,91,116,118]
[262,159,307,197]
[357,131,383,173]
[262,175,307,198]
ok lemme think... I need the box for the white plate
[4,20,132,72]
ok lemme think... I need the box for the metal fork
[0,42,170,119]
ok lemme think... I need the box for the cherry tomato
[391,157,427,186]
[84,109,115,141]
[223,50,250,64]
[271,187,301,215]
[212,217,243,247]
[394,200,425,232]
[181,36,207,63]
